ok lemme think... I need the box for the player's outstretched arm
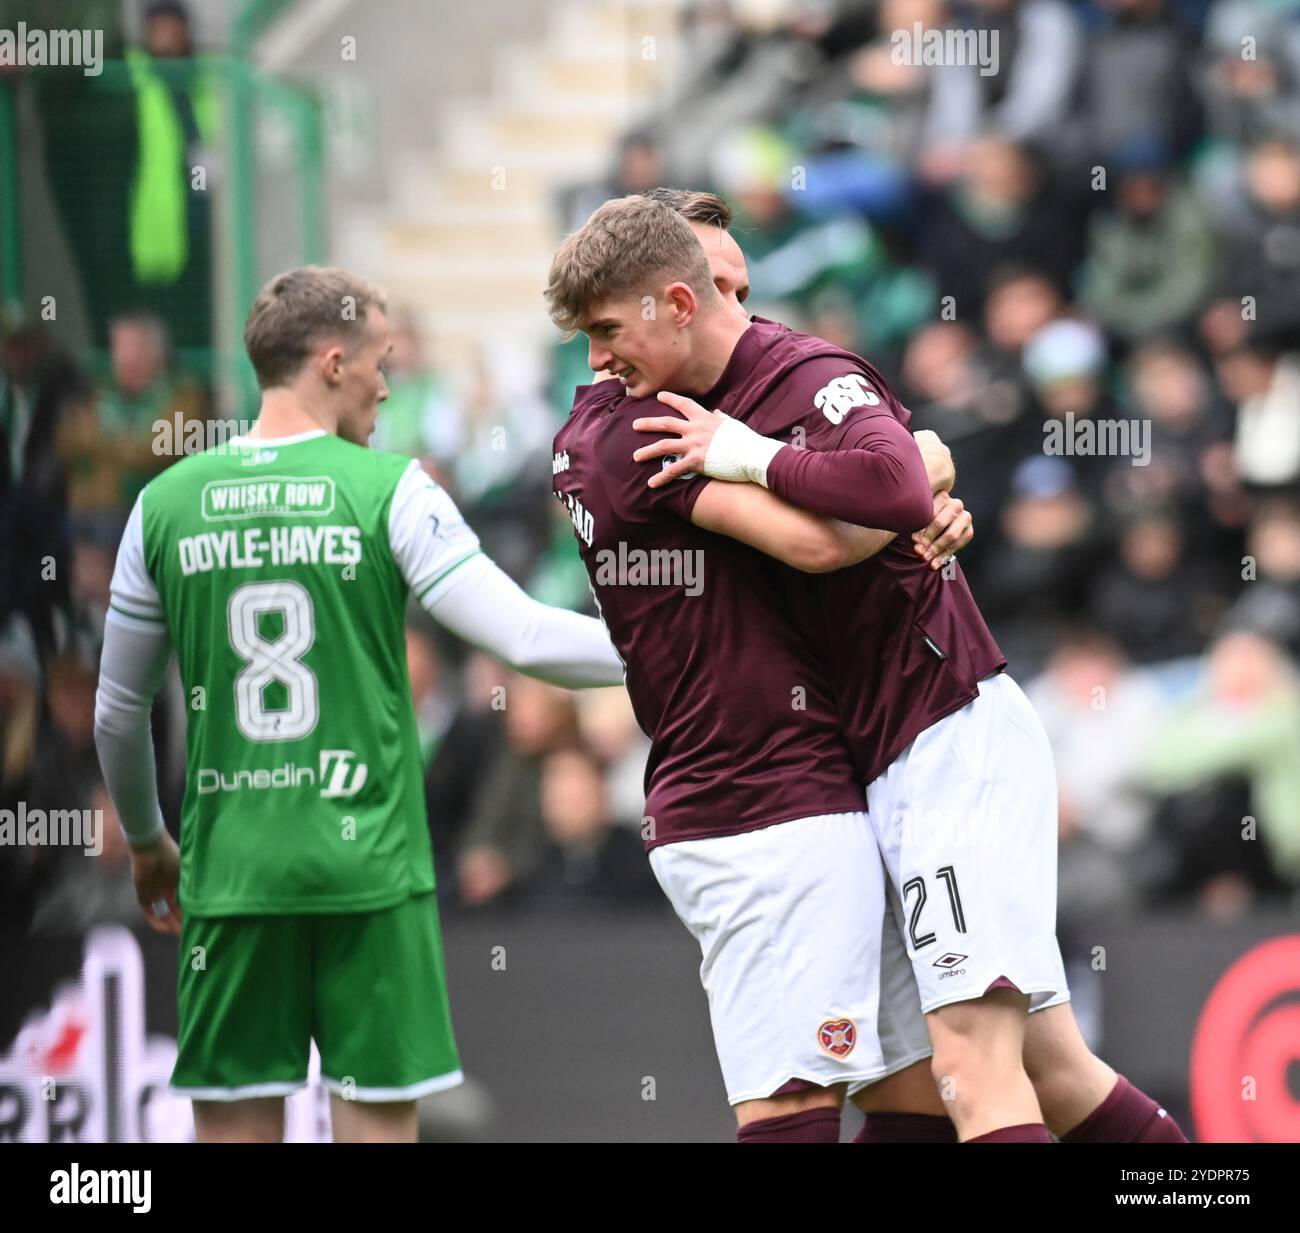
[634,395,971,568]
[753,428,970,566]
[422,553,624,688]
[690,479,894,573]
[388,461,623,688]
[635,391,936,532]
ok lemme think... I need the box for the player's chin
[343,414,378,448]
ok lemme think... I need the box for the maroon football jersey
[714,318,1007,785]
[553,377,865,850]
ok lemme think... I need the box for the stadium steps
[332,0,684,383]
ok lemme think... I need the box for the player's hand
[912,491,972,570]
[458,847,512,906]
[130,832,183,936]
[632,392,722,488]
[915,430,955,495]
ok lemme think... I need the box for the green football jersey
[108,428,482,916]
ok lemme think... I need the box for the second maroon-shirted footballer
[705,317,1007,784]
[632,308,1183,1145]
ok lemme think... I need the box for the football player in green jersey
[94,266,626,1142]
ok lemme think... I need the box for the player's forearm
[503,602,627,688]
[94,614,171,848]
[703,412,934,532]
[913,430,955,494]
[833,521,897,567]
[689,480,883,573]
[764,437,936,532]
[425,554,625,688]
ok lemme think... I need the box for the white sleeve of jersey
[387,460,484,605]
[388,462,624,688]
[109,494,165,625]
[424,553,626,688]
[95,610,172,848]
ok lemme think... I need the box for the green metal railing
[225,55,327,410]
[0,0,324,416]
[0,75,21,311]
[228,0,327,411]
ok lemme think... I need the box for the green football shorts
[171,891,462,1101]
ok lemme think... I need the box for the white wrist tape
[702,413,785,487]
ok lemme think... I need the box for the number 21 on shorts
[902,865,967,949]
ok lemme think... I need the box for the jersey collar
[229,429,329,446]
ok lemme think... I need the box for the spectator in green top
[1143,630,1300,898]
[56,310,207,541]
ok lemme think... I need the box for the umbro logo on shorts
[933,952,968,969]
[817,1018,857,1058]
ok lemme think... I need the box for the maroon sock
[854,1113,958,1143]
[1062,1075,1190,1144]
[965,1123,1053,1143]
[737,1108,842,1143]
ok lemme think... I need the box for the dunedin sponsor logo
[817,1017,857,1059]
[318,749,369,799]
[196,750,369,798]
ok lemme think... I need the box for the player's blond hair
[544,195,717,337]
[244,265,387,389]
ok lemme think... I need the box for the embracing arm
[423,554,625,687]
[389,461,624,688]
[634,394,968,567]
[689,479,894,572]
[764,419,943,531]
[637,392,940,531]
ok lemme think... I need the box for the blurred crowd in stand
[4,0,1299,940]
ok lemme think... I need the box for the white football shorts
[649,811,931,1105]
[865,672,1071,1018]
[650,674,1072,1106]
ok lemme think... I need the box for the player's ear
[665,281,698,328]
[319,341,347,386]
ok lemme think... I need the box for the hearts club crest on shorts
[817,1017,857,1058]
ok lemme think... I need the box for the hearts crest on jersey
[817,1017,857,1058]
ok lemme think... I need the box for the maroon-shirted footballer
[693,316,1007,784]
[553,378,865,850]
